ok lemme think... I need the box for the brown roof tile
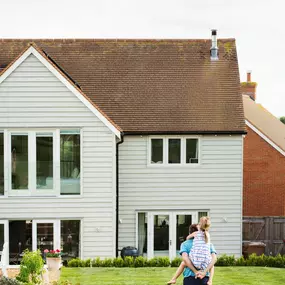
[0,39,245,134]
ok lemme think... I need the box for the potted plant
[44,249,62,271]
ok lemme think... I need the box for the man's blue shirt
[179,239,217,278]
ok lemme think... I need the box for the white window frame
[148,136,201,166]
[136,210,205,260]
[0,128,81,197]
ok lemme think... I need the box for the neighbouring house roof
[0,39,246,134]
[243,94,285,153]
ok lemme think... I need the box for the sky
[1,0,284,117]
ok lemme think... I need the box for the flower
[45,248,62,258]
[44,249,49,254]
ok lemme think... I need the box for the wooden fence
[243,217,285,256]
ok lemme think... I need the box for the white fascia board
[0,46,121,138]
[246,120,285,156]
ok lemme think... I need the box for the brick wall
[243,126,285,216]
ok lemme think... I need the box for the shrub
[16,249,44,284]
[123,256,134,267]
[92,257,102,267]
[171,257,182,267]
[67,258,82,267]
[216,255,236,266]
[134,256,147,267]
[147,257,170,267]
[235,256,246,266]
[0,277,22,285]
[101,258,113,267]
[113,257,124,267]
[83,258,92,267]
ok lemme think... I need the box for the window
[0,133,4,195]
[186,139,199,164]
[36,133,53,190]
[60,131,80,195]
[11,134,29,190]
[168,139,181,164]
[61,220,80,262]
[149,137,200,166]
[198,212,209,220]
[1,129,81,196]
[151,139,163,164]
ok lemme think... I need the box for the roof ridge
[0,38,236,43]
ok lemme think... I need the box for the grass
[60,267,285,285]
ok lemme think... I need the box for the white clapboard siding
[0,54,116,258]
[118,135,243,256]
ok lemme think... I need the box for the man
[180,224,217,285]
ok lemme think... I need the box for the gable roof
[243,94,285,154]
[0,39,246,134]
[0,43,122,138]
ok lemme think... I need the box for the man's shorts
[183,276,209,285]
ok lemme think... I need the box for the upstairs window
[151,139,163,164]
[149,137,200,166]
[0,132,3,195]
[168,139,181,164]
[186,139,199,164]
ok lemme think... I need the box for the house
[0,31,245,268]
[242,72,285,216]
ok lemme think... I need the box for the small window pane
[186,139,198,164]
[11,135,28,190]
[151,139,163,164]
[36,134,53,189]
[61,220,80,263]
[0,133,4,195]
[198,212,208,220]
[168,139,181,164]
[60,134,80,195]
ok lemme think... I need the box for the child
[167,217,213,285]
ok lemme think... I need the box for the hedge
[67,254,285,268]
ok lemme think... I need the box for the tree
[280,117,285,124]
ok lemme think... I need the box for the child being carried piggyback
[167,217,213,285]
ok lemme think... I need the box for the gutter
[115,132,124,257]
[122,130,247,135]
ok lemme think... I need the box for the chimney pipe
[241,71,257,101]
[247,70,251,82]
[210,29,219,61]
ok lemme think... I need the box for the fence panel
[243,217,285,256]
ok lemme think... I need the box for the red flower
[44,249,49,254]
[55,249,60,253]
[50,250,55,254]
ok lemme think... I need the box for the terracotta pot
[46,257,61,271]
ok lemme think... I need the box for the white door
[0,220,9,265]
[147,212,198,260]
[32,220,60,253]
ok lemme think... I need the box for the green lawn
[60,267,285,285]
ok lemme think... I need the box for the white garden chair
[0,242,8,277]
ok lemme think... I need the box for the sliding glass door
[0,220,8,265]
[142,211,198,260]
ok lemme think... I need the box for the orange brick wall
[243,126,285,216]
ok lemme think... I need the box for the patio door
[147,212,197,260]
[0,220,9,265]
[32,220,60,253]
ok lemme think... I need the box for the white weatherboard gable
[246,120,285,157]
[0,51,117,259]
[0,46,121,138]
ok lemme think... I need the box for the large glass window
[36,133,53,189]
[0,133,4,195]
[9,221,32,265]
[138,213,147,256]
[168,139,181,164]
[186,139,199,164]
[151,139,163,164]
[11,134,29,190]
[60,132,80,195]
[61,220,80,263]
